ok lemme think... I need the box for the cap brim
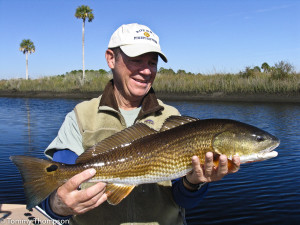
[120,44,168,63]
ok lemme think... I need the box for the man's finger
[78,182,107,203]
[186,156,204,183]
[230,155,241,173]
[217,155,228,177]
[75,192,108,215]
[191,156,201,171]
[64,169,96,192]
[204,152,214,177]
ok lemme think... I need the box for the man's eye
[131,59,141,63]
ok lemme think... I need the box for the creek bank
[0,90,299,103]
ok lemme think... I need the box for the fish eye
[256,135,265,142]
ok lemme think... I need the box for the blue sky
[0,0,299,79]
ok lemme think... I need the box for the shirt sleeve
[44,110,84,159]
[40,150,78,220]
[172,178,209,209]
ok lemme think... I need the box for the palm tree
[261,62,270,73]
[19,39,35,80]
[75,5,94,82]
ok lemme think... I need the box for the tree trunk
[82,20,85,82]
[26,52,29,80]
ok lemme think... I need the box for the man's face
[112,50,158,102]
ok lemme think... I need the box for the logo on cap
[144,32,150,37]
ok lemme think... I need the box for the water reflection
[0,97,79,204]
[25,99,32,153]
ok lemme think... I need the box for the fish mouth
[239,141,280,164]
[261,140,280,153]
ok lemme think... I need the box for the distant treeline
[1,61,299,95]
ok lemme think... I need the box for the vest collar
[99,80,164,119]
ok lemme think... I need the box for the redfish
[10,116,279,209]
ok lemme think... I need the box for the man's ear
[105,49,115,69]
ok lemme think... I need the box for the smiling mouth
[133,78,148,84]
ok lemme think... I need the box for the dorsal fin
[76,123,158,163]
[160,115,199,132]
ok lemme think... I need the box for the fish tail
[10,155,66,209]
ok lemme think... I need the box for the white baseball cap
[108,23,168,62]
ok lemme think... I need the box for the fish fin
[10,155,66,210]
[212,154,237,172]
[160,115,199,132]
[105,183,135,205]
[76,123,157,163]
[213,153,221,167]
[227,158,239,172]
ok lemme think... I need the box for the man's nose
[139,64,152,75]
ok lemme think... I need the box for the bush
[239,66,260,78]
[271,61,295,79]
[158,67,176,75]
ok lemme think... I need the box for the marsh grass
[1,71,299,95]
[1,71,112,92]
[153,73,300,94]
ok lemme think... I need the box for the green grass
[1,71,299,95]
[0,71,112,92]
[153,73,300,94]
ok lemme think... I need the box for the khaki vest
[71,96,185,225]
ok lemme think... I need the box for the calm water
[0,97,299,224]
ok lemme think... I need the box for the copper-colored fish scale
[62,120,224,184]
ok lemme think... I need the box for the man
[42,23,240,225]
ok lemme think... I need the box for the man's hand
[50,168,107,216]
[185,152,240,187]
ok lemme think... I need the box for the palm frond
[75,5,94,22]
[19,39,35,54]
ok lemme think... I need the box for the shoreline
[0,90,299,103]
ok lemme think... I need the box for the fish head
[212,120,280,164]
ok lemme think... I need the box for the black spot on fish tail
[10,155,67,209]
[46,164,58,172]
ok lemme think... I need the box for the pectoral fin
[105,183,135,205]
[213,153,237,172]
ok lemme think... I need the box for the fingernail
[89,168,96,176]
